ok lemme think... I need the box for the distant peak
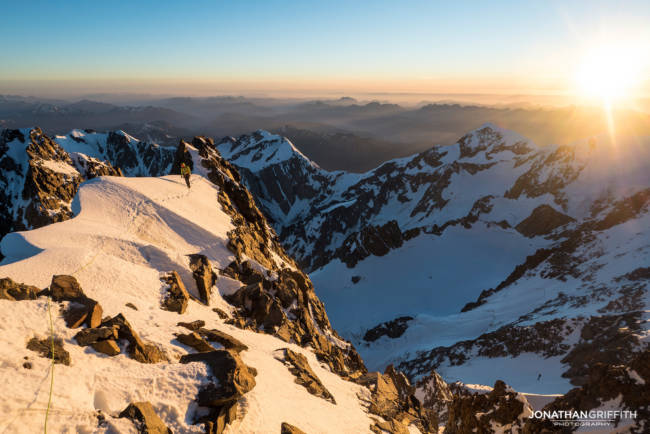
[216,130,318,170]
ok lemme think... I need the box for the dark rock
[100,313,167,363]
[515,204,575,237]
[50,275,85,301]
[26,336,70,365]
[351,276,361,284]
[277,348,336,404]
[84,299,103,328]
[281,422,307,434]
[119,401,172,434]
[336,220,404,268]
[175,332,215,353]
[202,401,238,434]
[212,308,229,319]
[63,302,91,328]
[160,271,190,314]
[0,277,40,301]
[23,362,32,369]
[177,320,205,331]
[358,365,437,434]
[225,282,286,331]
[446,380,529,434]
[370,418,410,434]
[415,370,453,424]
[91,339,121,356]
[74,326,117,346]
[125,302,138,310]
[197,328,248,353]
[63,298,103,329]
[180,350,256,407]
[363,316,413,342]
[188,254,216,305]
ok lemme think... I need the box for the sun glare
[574,45,645,102]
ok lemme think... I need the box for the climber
[180,162,191,188]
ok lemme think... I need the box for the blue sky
[1,0,649,96]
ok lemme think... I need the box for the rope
[44,297,55,433]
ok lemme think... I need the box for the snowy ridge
[0,175,389,433]
[217,130,320,171]
[54,129,175,177]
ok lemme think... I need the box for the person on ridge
[180,162,191,188]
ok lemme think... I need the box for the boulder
[180,350,256,407]
[161,271,190,314]
[49,275,85,301]
[175,332,215,353]
[188,254,216,305]
[100,314,167,363]
[119,401,172,434]
[26,336,70,366]
[92,339,121,356]
[64,299,103,329]
[202,401,238,434]
[212,307,229,319]
[177,320,205,331]
[198,328,248,353]
[281,422,307,434]
[370,418,410,434]
[277,348,336,404]
[225,282,286,330]
[0,277,40,301]
[74,326,117,346]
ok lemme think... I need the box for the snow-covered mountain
[215,126,649,400]
[1,125,648,433]
[0,129,448,433]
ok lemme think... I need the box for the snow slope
[0,174,382,433]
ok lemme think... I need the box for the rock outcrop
[98,313,167,363]
[415,370,454,425]
[524,348,650,434]
[174,136,367,379]
[181,349,257,433]
[515,204,575,237]
[160,271,190,314]
[359,365,437,434]
[0,128,121,243]
[277,348,336,404]
[0,277,40,301]
[363,316,414,342]
[119,401,172,434]
[188,254,216,305]
[281,422,307,434]
[445,380,532,434]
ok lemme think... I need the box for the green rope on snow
[44,295,55,433]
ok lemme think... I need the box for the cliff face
[0,127,121,241]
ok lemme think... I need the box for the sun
[574,44,645,102]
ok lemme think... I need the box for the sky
[1,0,649,101]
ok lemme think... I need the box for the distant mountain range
[3,94,649,172]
